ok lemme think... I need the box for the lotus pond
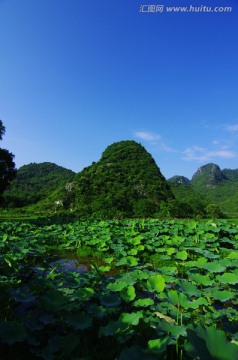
[0,218,238,359]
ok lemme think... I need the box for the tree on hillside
[0,120,16,196]
[0,120,6,140]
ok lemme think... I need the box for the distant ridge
[169,163,238,217]
[3,141,238,218]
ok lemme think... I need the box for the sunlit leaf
[133,298,154,307]
[148,336,170,354]
[107,281,128,291]
[147,274,165,293]
[120,285,136,302]
[175,250,188,261]
[120,311,143,326]
[217,272,238,285]
[203,262,226,273]
[211,290,235,302]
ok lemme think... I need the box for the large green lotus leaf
[196,257,208,266]
[148,336,170,354]
[161,266,177,275]
[128,248,138,256]
[203,232,217,240]
[46,332,79,356]
[163,275,176,283]
[157,321,187,340]
[175,250,188,261]
[116,258,128,266]
[166,290,190,309]
[203,262,226,273]
[187,220,198,229]
[0,321,28,344]
[100,319,128,336]
[99,265,111,272]
[183,297,208,310]
[216,272,238,285]
[67,312,92,330]
[183,260,198,268]
[167,247,176,256]
[76,287,94,300]
[120,285,136,302]
[118,345,157,360]
[107,281,128,291]
[127,256,139,267]
[41,288,68,311]
[146,274,165,293]
[130,235,143,245]
[167,290,179,305]
[185,324,238,360]
[119,270,149,287]
[190,274,214,286]
[100,293,121,307]
[133,298,154,307]
[104,257,114,264]
[178,280,201,297]
[183,257,208,269]
[219,258,235,268]
[227,252,238,260]
[134,269,151,280]
[120,311,143,326]
[87,304,109,320]
[211,290,235,302]
[177,293,190,309]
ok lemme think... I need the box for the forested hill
[3,143,238,218]
[169,163,238,218]
[69,140,175,217]
[4,162,75,207]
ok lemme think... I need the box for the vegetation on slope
[0,120,16,199]
[2,140,238,218]
[189,164,238,218]
[4,162,75,208]
[69,140,175,217]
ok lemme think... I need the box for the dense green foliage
[191,163,228,188]
[4,162,75,208]
[70,141,175,217]
[168,181,210,218]
[169,163,238,218]
[0,120,16,198]
[2,141,238,218]
[190,164,238,218]
[1,218,238,359]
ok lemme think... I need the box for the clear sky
[0,0,238,179]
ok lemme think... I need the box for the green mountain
[4,162,75,208]
[169,163,238,218]
[190,163,228,189]
[222,168,238,181]
[68,140,175,217]
[168,176,209,218]
[3,143,238,218]
[168,176,190,185]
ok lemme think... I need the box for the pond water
[50,259,88,273]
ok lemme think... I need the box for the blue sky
[0,0,238,179]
